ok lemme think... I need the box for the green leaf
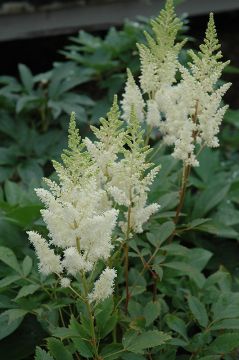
[18,160,44,184]
[208,333,239,353]
[0,246,22,273]
[35,347,54,360]
[4,180,23,205]
[69,316,94,357]
[197,356,220,360]
[0,311,23,340]
[123,330,171,354]
[7,205,42,228]
[185,218,211,230]
[143,301,161,327]
[2,308,28,324]
[47,338,73,360]
[0,146,17,165]
[18,63,34,93]
[163,261,205,288]
[187,296,208,328]
[0,274,21,288]
[186,248,212,271]
[15,284,40,300]
[193,183,230,217]
[22,255,33,276]
[121,354,146,360]
[0,295,13,309]
[165,314,188,341]
[212,294,239,321]
[210,318,239,331]
[194,149,219,183]
[147,221,175,247]
[92,297,117,338]
[156,192,178,211]
[16,95,40,113]
[52,327,77,339]
[196,221,239,239]
[100,344,123,360]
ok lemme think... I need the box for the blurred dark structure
[1,0,239,109]
[0,0,239,41]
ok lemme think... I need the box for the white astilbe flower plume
[27,112,118,292]
[62,247,93,275]
[134,0,185,129]
[146,100,161,128]
[130,196,160,234]
[89,267,117,303]
[84,96,125,182]
[60,277,71,288]
[121,69,145,123]
[137,44,159,94]
[27,231,62,275]
[107,110,160,235]
[155,13,230,166]
[122,2,230,166]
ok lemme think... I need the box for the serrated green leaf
[121,353,146,360]
[209,333,239,353]
[143,301,161,327]
[148,221,175,248]
[0,246,21,273]
[100,344,123,360]
[0,311,23,340]
[187,296,208,328]
[4,180,24,205]
[52,327,77,339]
[123,330,171,354]
[15,284,40,300]
[197,356,220,360]
[165,314,188,341]
[2,308,28,324]
[47,337,73,360]
[18,63,34,93]
[163,261,205,288]
[0,274,21,288]
[193,183,230,217]
[35,347,54,360]
[22,255,33,276]
[210,318,239,331]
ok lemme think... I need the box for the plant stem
[81,272,99,360]
[168,164,191,243]
[145,125,153,146]
[124,242,129,314]
[174,163,191,226]
[124,203,132,314]
[168,101,199,243]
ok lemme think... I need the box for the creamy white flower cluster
[85,98,160,236]
[88,267,117,304]
[28,99,159,302]
[157,14,230,166]
[121,0,184,129]
[121,1,230,167]
[28,114,118,303]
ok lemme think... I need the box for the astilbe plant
[26,1,237,359]
[122,0,230,226]
[28,97,161,358]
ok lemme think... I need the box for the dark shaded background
[0,9,238,105]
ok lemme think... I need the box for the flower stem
[174,164,191,226]
[168,163,191,243]
[145,125,153,146]
[81,272,99,359]
[124,203,132,314]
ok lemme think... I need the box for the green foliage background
[0,6,239,360]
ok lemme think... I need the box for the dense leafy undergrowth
[0,1,239,359]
